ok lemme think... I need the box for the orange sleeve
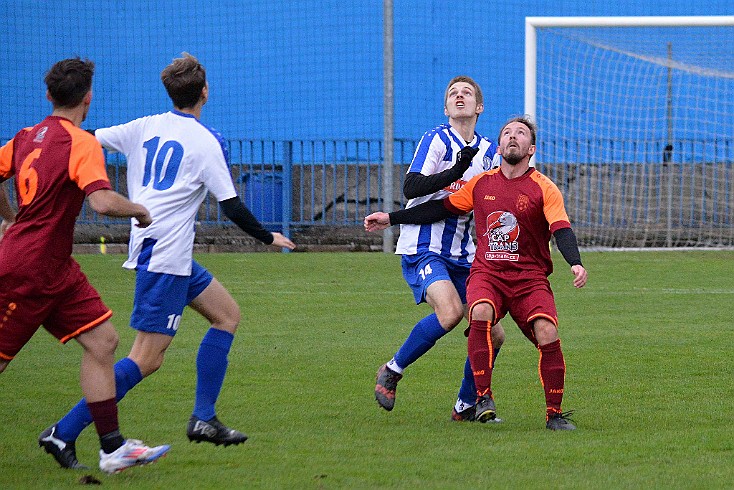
[61,120,111,193]
[446,171,487,213]
[532,171,571,233]
[0,138,15,179]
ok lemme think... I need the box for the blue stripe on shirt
[458,217,472,265]
[409,124,451,173]
[417,222,433,251]
[439,215,459,258]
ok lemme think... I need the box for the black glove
[456,145,479,172]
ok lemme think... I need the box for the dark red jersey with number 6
[0,116,112,295]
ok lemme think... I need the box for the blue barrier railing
[2,137,732,247]
[85,139,417,229]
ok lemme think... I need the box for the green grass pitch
[1,250,733,488]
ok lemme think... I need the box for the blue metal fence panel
[4,136,731,247]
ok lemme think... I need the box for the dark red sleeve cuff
[83,179,113,196]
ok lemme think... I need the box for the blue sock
[458,356,476,405]
[458,348,501,405]
[56,357,143,442]
[393,313,447,370]
[193,328,234,421]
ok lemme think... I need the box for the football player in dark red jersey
[365,116,587,430]
[0,57,170,473]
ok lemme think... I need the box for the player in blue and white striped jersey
[42,54,295,468]
[375,76,505,421]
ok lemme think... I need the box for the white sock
[386,358,403,374]
[455,397,475,413]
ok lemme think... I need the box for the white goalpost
[525,16,734,249]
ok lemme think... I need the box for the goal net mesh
[534,23,734,248]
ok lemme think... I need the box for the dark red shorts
[466,268,558,342]
[0,260,111,360]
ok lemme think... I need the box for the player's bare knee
[132,352,165,377]
[216,318,239,334]
[0,360,8,373]
[90,323,119,357]
[434,303,464,330]
[105,330,119,354]
[143,357,164,377]
[533,319,559,345]
[491,323,506,347]
[469,302,494,323]
[218,303,241,333]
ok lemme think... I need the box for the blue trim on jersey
[200,123,230,165]
[171,109,196,119]
[447,129,462,147]
[170,109,230,165]
[136,237,157,269]
[446,125,482,151]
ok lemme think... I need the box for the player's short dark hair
[161,52,207,109]
[44,57,95,108]
[444,75,484,107]
[498,115,537,145]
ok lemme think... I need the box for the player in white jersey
[374,76,506,421]
[42,53,295,467]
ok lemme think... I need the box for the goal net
[526,16,734,248]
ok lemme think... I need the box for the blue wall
[1,0,731,143]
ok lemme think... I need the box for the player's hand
[364,212,391,232]
[135,208,152,228]
[271,232,296,250]
[571,264,587,288]
[456,145,480,172]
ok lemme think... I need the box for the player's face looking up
[498,121,536,165]
[444,82,483,122]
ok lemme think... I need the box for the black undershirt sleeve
[403,166,466,199]
[219,196,274,245]
[388,199,457,225]
[553,227,582,266]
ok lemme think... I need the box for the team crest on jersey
[483,210,520,261]
[33,126,48,143]
[516,194,530,212]
[482,155,491,170]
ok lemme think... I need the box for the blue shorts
[401,252,471,305]
[130,260,213,336]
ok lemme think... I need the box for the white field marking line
[226,286,406,295]
[582,288,734,295]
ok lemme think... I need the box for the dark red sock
[538,339,565,414]
[87,398,120,437]
[467,319,494,399]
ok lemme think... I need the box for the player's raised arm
[403,146,479,199]
[219,196,295,250]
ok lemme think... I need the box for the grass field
[1,250,733,489]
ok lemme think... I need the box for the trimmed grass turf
[1,251,732,488]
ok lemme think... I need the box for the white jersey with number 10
[96,110,237,276]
